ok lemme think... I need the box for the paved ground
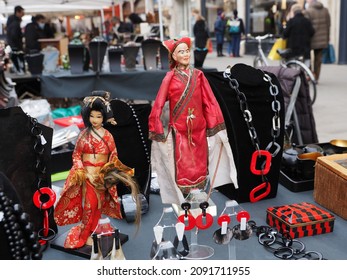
[203,53,347,144]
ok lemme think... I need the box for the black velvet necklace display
[205,64,285,203]
[105,100,152,204]
[0,107,57,258]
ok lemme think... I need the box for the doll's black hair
[81,96,109,128]
[82,91,116,127]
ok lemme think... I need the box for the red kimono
[149,67,237,202]
[54,128,133,249]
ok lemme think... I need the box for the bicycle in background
[250,33,273,67]
[249,34,317,105]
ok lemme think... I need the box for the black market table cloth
[40,69,167,100]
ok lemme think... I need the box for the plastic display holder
[150,207,182,260]
[185,227,214,260]
[182,190,215,260]
[214,200,249,260]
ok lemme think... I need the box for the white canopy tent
[1,0,165,45]
[0,1,116,14]
[0,1,137,37]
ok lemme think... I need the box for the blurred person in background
[226,9,245,57]
[282,4,314,67]
[214,10,226,57]
[192,8,209,50]
[304,0,330,81]
[43,19,55,39]
[6,5,25,73]
[0,41,19,108]
[24,14,47,54]
[111,16,134,44]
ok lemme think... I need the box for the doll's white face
[172,43,191,68]
[89,110,103,129]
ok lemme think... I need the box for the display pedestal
[185,230,214,260]
[50,230,128,259]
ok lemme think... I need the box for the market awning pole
[100,8,105,38]
[119,0,124,21]
[158,0,164,41]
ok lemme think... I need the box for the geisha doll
[148,37,239,205]
[54,91,141,249]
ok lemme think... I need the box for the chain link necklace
[223,67,281,202]
[29,117,57,243]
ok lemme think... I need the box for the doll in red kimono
[54,91,140,249]
[149,37,238,205]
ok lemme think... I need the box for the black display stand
[25,52,44,74]
[123,45,140,70]
[50,231,128,259]
[68,44,85,74]
[89,40,108,73]
[141,39,161,70]
[105,100,152,202]
[205,64,285,203]
[0,107,56,234]
[108,45,123,72]
[159,44,169,70]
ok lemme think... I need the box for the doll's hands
[70,169,86,186]
[149,132,166,142]
[100,159,134,177]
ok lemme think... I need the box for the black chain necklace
[223,67,281,202]
[29,117,56,243]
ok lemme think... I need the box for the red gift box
[266,202,335,238]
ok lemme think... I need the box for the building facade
[149,0,345,64]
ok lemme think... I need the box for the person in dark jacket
[6,5,25,73]
[24,14,46,54]
[214,10,226,57]
[227,9,245,57]
[110,16,134,43]
[192,8,209,50]
[283,4,315,67]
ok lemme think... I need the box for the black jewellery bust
[204,64,285,203]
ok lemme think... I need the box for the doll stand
[50,230,128,259]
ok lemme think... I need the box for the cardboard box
[314,154,347,220]
[266,202,335,238]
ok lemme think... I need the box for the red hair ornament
[163,37,192,69]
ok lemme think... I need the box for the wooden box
[39,36,69,64]
[266,202,335,238]
[314,154,347,220]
